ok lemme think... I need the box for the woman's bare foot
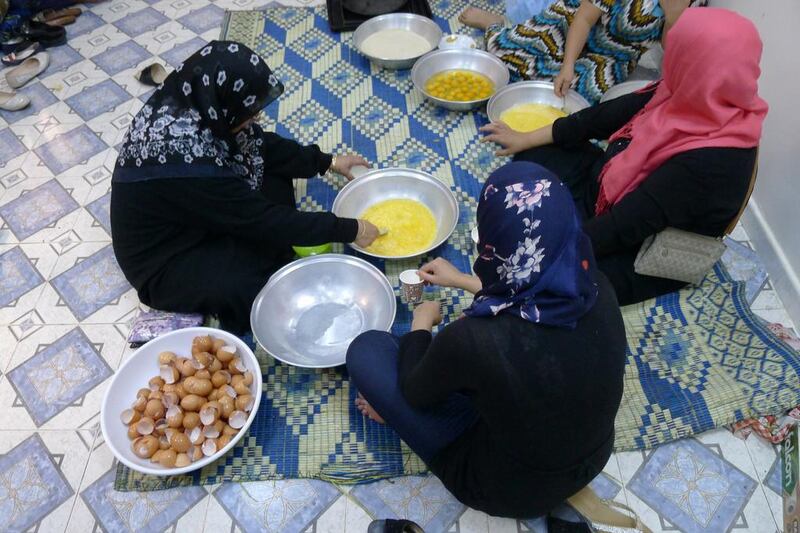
[458,7,505,30]
[355,393,385,424]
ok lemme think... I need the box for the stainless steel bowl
[411,48,510,111]
[599,80,653,103]
[332,167,459,260]
[250,255,396,368]
[486,81,590,123]
[353,13,442,70]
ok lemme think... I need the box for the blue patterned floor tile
[160,37,207,68]
[85,192,111,235]
[50,244,131,320]
[0,180,79,240]
[0,128,27,164]
[34,124,108,175]
[114,6,169,37]
[47,44,84,74]
[178,4,225,35]
[67,10,105,38]
[214,480,341,533]
[627,439,757,532]
[7,327,112,426]
[92,41,152,76]
[350,476,466,532]
[65,79,132,122]
[0,82,59,124]
[765,455,781,495]
[0,434,74,531]
[82,467,206,531]
[0,247,44,307]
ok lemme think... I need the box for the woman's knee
[346,330,398,383]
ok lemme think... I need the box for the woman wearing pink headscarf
[482,7,768,304]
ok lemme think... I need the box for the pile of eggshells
[121,335,255,468]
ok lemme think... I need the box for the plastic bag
[506,0,551,24]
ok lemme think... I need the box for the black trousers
[142,177,296,333]
[514,144,685,305]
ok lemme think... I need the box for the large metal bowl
[600,80,653,103]
[353,13,442,70]
[411,48,510,111]
[487,81,590,124]
[332,167,459,259]
[251,255,395,368]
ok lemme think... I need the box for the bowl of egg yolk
[411,48,510,111]
[486,81,591,132]
[332,168,459,260]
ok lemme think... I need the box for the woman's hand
[330,154,369,181]
[418,257,465,289]
[480,122,534,156]
[411,301,442,331]
[554,63,575,97]
[354,219,380,248]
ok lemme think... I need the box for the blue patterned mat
[114,3,800,490]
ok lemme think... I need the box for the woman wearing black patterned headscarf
[111,41,379,332]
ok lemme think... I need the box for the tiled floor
[0,1,794,531]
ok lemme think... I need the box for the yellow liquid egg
[424,69,494,102]
[360,199,437,256]
[499,103,568,132]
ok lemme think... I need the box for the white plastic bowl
[100,327,262,476]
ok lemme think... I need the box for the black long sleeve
[255,125,332,180]
[398,327,477,409]
[552,87,657,146]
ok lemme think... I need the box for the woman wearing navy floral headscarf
[111,41,379,332]
[347,161,627,518]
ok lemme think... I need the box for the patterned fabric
[485,0,706,103]
[113,40,284,191]
[114,4,800,491]
[467,162,597,327]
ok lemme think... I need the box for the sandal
[5,52,50,89]
[367,519,424,533]
[20,21,66,48]
[567,485,652,532]
[0,91,31,112]
[135,63,169,86]
[45,15,77,26]
[39,7,82,21]
[2,42,41,67]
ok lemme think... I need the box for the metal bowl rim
[353,13,443,62]
[331,167,460,260]
[250,254,397,368]
[411,48,510,105]
[486,80,590,123]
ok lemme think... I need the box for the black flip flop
[2,42,41,67]
[135,63,169,86]
[367,519,425,533]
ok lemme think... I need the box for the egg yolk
[424,70,494,102]
[499,102,568,132]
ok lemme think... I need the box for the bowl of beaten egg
[332,168,459,259]
[487,81,591,131]
[411,48,510,111]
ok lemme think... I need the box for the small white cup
[399,269,424,304]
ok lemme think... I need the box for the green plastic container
[292,243,333,257]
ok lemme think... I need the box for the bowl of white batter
[353,13,443,70]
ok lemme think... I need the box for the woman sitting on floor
[459,0,706,103]
[481,8,767,304]
[346,161,627,519]
[111,41,379,333]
